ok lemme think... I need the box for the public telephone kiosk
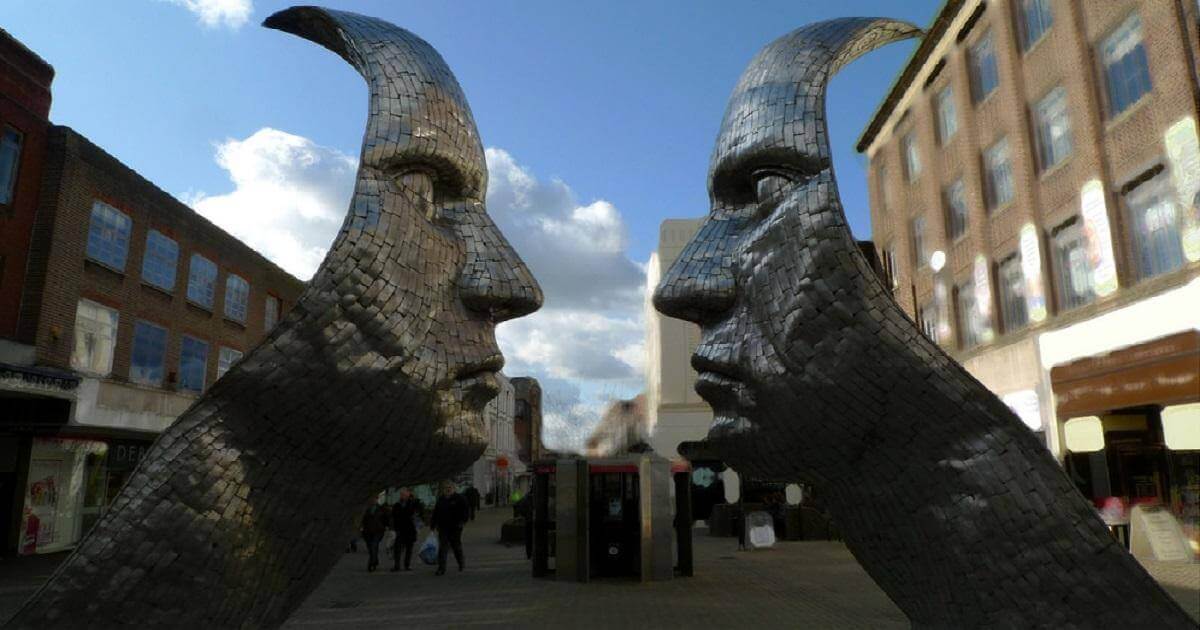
[530,452,693,582]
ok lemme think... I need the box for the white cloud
[165,0,253,30]
[497,310,644,381]
[185,128,356,279]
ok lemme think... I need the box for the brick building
[1,30,305,557]
[860,0,1199,553]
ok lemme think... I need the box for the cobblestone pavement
[1,508,1196,628]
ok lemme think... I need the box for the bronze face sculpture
[6,7,541,628]
[654,18,1193,628]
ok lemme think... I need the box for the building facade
[861,0,1199,552]
[467,374,525,505]
[644,218,712,461]
[0,31,306,556]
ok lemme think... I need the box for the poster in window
[1080,179,1119,297]
[1164,116,1200,262]
[1019,223,1047,322]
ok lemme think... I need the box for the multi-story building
[860,0,1199,549]
[512,376,545,465]
[468,374,524,505]
[644,219,711,462]
[0,31,305,556]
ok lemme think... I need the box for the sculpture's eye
[752,169,795,207]
[392,169,447,223]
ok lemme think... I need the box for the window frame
[264,294,282,331]
[179,335,210,393]
[902,131,922,182]
[911,215,928,268]
[1050,217,1096,312]
[141,229,179,292]
[944,178,969,242]
[956,280,983,351]
[983,137,1015,210]
[997,253,1029,333]
[186,253,218,309]
[1124,169,1185,281]
[935,85,958,145]
[1100,12,1153,119]
[1034,86,1073,172]
[1016,0,1054,52]
[70,298,120,377]
[0,126,24,207]
[223,274,250,323]
[130,320,169,387]
[86,201,133,271]
[969,31,1000,103]
[217,346,244,380]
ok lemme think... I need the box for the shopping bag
[382,529,396,552]
[418,533,439,565]
[746,511,776,549]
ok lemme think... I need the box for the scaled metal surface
[653,18,1193,629]
[6,6,541,628]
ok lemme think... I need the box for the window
[224,274,249,322]
[179,335,209,393]
[969,32,1000,102]
[0,127,23,205]
[918,302,939,341]
[71,299,118,376]
[910,216,928,268]
[1034,87,1072,171]
[1126,171,1185,281]
[984,137,1014,210]
[264,295,281,330]
[956,280,990,350]
[130,321,168,386]
[1017,0,1053,51]
[141,230,179,291]
[903,132,922,181]
[877,165,891,213]
[998,255,1029,332]
[86,201,132,270]
[217,347,243,379]
[1051,218,1095,310]
[944,179,968,241]
[1101,13,1152,118]
[880,246,898,293]
[936,86,958,144]
[187,254,218,309]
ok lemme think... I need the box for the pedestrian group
[354,481,474,575]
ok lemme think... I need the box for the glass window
[936,86,958,144]
[998,255,1029,333]
[1018,0,1054,51]
[880,246,898,293]
[0,127,23,205]
[969,32,1000,102]
[130,321,168,386]
[984,137,1015,210]
[918,302,939,341]
[956,280,988,350]
[1102,13,1153,118]
[86,201,132,271]
[141,230,179,291]
[1126,171,1185,281]
[224,274,249,323]
[1051,218,1095,310]
[903,132,921,181]
[944,179,968,241]
[187,254,218,309]
[1034,86,1072,171]
[877,165,891,213]
[179,335,209,393]
[217,346,243,379]
[71,299,119,376]
[264,295,281,330]
[910,215,927,268]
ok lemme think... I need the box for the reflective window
[998,255,1029,333]
[984,137,1014,210]
[1102,13,1152,118]
[187,254,218,309]
[179,335,209,393]
[130,320,167,386]
[1018,0,1053,50]
[224,274,249,323]
[1051,218,1095,311]
[0,127,23,205]
[141,229,179,291]
[880,246,898,293]
[969,32,1000,102]
[1035,87,1072,171]
[86,201,132,270]
[936,86,958,144]
[956,280,991,350]
[918,302,939,341]
[217,346,243,379]
[264,295,281,330]
[944,179,968,241]
[903,132,922,181]
[1127,171,1185,280]
[70,299,118,376]
[910,215,927,268]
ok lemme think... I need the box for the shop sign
[108,441,151,471]
[1164,116,1200,262]
[1080,179,1118,297]
[973,254,995,344]
[1018,223,1047,323]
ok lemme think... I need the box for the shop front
[1052,330,1200,557]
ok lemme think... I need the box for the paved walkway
[1,508,1196,628]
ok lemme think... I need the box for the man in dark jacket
[463,485,481,520]
[430,481,469,575]
[390,488,422,571]
[360,503,387,572]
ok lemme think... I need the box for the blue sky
[6,0,938,447]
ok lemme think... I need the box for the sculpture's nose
[457,209,543,323]
[653,216,737,324]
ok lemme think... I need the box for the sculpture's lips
[454,354,504,408]
[456,354,504,381]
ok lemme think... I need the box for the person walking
[463,485,481,521]
[361,503,387,572]
[389,488,421,572]
[430,481,469,575]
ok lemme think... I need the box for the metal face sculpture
[6,7,541,628]
[654,18,1193,628]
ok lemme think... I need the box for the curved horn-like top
[710,18,921,187]
[264,6,487,196]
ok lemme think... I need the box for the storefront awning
[1050,330,1200,418]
